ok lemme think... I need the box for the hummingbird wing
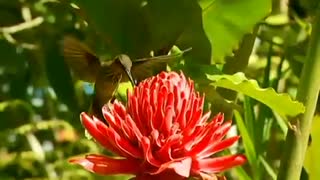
[131,47,192,82]
[63,36,101,82]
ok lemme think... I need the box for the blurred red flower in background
[70,71,246,179]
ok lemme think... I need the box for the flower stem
[277,7,320,180]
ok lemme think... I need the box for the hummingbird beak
[125,69,136,86]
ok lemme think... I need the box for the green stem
[272,54,285,89]
[277,7,320,180]
[262,43,272,88]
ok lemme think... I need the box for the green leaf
[234,110,256,167]
[177,63,221,83]
[273,111,288,134]
[175,0,212,64]
[76,0,211,64]
[201,0,271,63]
[243,96,256,144]
[145,0,193,51]
[115,81,133,102]
[259,156,277,180]
[77,0,149,58]
[206,72,305,117]
[233,167,252,180]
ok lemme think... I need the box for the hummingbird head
[117,54,132,70]
[116,54,136,86]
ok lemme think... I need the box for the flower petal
[80,113,115,151]
[151,157,192,177]
[74,71,247,179]
[105,127,142,158]
[192,155,247,173]
[198,136,240,158]
[69,154,140,175]
[135,170,186,180]
[141,137,162,167]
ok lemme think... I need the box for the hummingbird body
[63,36,191,119]
[92,57,132,119]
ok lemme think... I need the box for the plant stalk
[277,7,320,180]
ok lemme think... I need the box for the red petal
[92,117,126,156]
[105,127,142,158]
[151,157,192,177]
[157,134,182,161]
[135,170,186,180]
[141,137,162,167]
[185,127,216,156]
[213,121,233,140]
[169,157,192,177]
[80,113,114,151]
[175,99,187,128]
[198,136,240,158]
[69,154,140,175]
[124,115,143,141]
[129,96,146,135]
[163,106,175,136]
[192,155,247,173]
[187,121,232,157]
[152,92,165,130]
[181,126,203,151]
[198,111,211,125]
[184,109,202,133]
[102,106,121,130]
[114,101,127,119]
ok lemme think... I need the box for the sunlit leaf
[116,81,133,103]
[207,72,305,117]
[200,0,271,63]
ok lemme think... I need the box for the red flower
[70,71,246,179]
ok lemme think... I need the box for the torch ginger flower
[70,71,246,179]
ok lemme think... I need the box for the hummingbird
[63,36,191,119]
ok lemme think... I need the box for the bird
[63,36,191,119]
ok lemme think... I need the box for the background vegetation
[0,0,319,179]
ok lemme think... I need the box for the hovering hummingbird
[63,36,191,119]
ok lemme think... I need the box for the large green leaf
[76,0,211,63]
[200,0,271,63]
[175,0,211,64]
[207,72,305,117]
[144,0,193,51]
[76,0,148,58]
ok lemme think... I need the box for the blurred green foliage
[0,0,319,179]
